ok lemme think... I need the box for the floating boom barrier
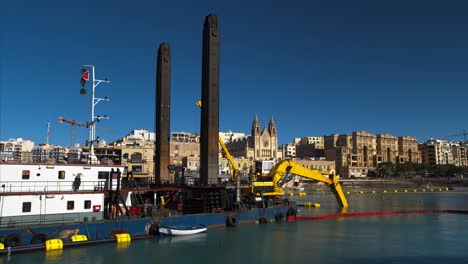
[288,187,452,196]
[0,233,141,256]
[287,210,468,222]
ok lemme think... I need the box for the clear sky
[1,0,468,147]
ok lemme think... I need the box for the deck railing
[0,180,106,193]
[0,212,83,228]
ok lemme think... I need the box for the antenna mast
[46,121,51,147]
[80,65,110,164]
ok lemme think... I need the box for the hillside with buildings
[1,116,467,182]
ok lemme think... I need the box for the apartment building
[420,139,462,165]
[325,131,421,178]
[281,143,296,158]
[295,136,324,159]
[1,138,34,162]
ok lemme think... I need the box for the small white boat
[159,224,207,236]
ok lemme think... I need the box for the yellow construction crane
[443,130,468,143]
[58,117,88,147]
[195,101,240,182]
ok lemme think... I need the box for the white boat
[159,224,207,236]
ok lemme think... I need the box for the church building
[225,115,281,161]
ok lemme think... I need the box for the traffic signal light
[80,68,89,95]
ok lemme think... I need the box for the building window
[67,201,75,210]
[22,170,30,180]
[98,171,109,179]
[58,170,65,180]
[132,165,142,173]
[130,153,143,163]
[22,202,32,212]
[84,200,91,209]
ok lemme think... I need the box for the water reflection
[2,192,468,264]
[158,233,208,245]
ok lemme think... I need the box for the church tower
[251,114,261,160]
[268,116,278,159]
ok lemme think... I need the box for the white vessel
[0,162,124,228]
[159,224,207,236]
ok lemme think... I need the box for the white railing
[0,213,83,228]
[0,181,106,193]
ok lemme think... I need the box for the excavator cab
[253,160,275,181]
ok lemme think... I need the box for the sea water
[2,189,468,264]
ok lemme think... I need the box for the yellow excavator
[252,159,348,207]
[195,101,239,182]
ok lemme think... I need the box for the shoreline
[305,178,468,189]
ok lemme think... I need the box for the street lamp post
[82,65,110,164]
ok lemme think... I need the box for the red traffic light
[81,68,89,81]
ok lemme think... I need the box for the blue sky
[1,0,468,146]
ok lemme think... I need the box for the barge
[0,162,294,255]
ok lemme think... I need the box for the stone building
[398,136,421,163]
[292,159,336,174]
[325,131,422,178]
[295,136,324,159]
[171,132,199,143]
[377,134,398,164]
[182,156,252,176]
[170,142,200,165]
[113,130,154,178]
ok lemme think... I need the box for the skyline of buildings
[1,118,467,180]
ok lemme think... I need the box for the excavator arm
[195,101,240,182]
[253,160,348,207]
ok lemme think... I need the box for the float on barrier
[45,239,63,251]
[71,235,88,242]
[115,233,131,243]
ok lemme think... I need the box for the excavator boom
[252,160,348,207]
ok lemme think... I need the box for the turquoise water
[2,190,468,264]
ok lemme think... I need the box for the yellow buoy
[404,190,408,193]
[289,193,294,196]
[359,191,364,194]
[371,190,376,194]
[413,189,417,192]
[383,190,387,193]
[445,187,449,191]
[45,239,63,251]
[115,233,131,243]
[394,190,398,193]
[71,234,88,242]
[0,243,4,250]
[346,191,351,195]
